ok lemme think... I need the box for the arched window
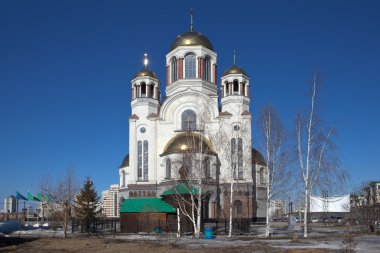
[141,82,146,97]
[166,159,171,179]
[204,157,211,179]
[233,200,243,217]
[185,53,196,78]
[260,167,265,184]
[204,56,211,81]
[225,81,229,95]
[242,82,246,96]
[143,140,148,180]
[233,80,239,94]
[171,58,178,82]
[231,137,243,179]
[137,141,142,180]
[181,109,196,131]
[231,138,237,179]
[238,138,243,179]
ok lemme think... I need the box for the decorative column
[239,82,243,96]
[146,84,150,98]
[153,85,157,99]
[198,58,204,79]
[178,58,184,79]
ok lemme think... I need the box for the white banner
[310,195,350,213]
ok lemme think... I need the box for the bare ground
[1,223,378,253]
[0,236,342,253]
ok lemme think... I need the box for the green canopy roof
[161,183,199,196]
[120,198,176,213]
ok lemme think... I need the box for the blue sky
[0,0,379,204]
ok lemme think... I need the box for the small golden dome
[170,32,214,51]
[222,66,248,77]
[252,148,266,166]
[134,69,158,79]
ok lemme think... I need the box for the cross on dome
[233,49,236,66]
[143,53,149,69]
[190,8,194,32]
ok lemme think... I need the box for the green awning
[160,183,199,196]
[120,198,176,213]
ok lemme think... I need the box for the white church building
[118,25,267,221]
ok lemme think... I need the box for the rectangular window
[231,138,237,179]
[238,138,243,179]
[137,141,142,180]
[143,140,148,181]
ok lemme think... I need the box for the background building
[368,181,380,204]
[4,195,16,213]
[269,199,286,219]
[101,184,120,218]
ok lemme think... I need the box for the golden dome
[222,66,248,77]
[134,69,158,79]
[161,133,216,156]
[252,148,266,166]
[170,32,214,51]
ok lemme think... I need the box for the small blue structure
[204,227,213,239]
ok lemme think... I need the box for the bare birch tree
[40,168,78,238]
[210,110,251,238]
[165,103,216,239]
[257,105,291,237]
[168,130,214,239]
[295,71,346,238]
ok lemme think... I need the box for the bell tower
[128,54,160,184]
[220,50,250,115]
[131,54,160,117]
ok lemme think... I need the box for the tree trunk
[303,188,308,238]
[228,182,233,238]
[63,207,68,238]
[177,208,181,237]
[265,192,270,237]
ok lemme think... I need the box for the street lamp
[22,208,27,225]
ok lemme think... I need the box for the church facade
[118,27,267,221]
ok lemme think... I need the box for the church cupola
[132,54,160,101]
[220,50,251,113]
[221,50,250,98]
[131,54,160,116]
[165,10,218,97]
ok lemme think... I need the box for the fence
[203,218,252,234]
[71,217,120,234]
